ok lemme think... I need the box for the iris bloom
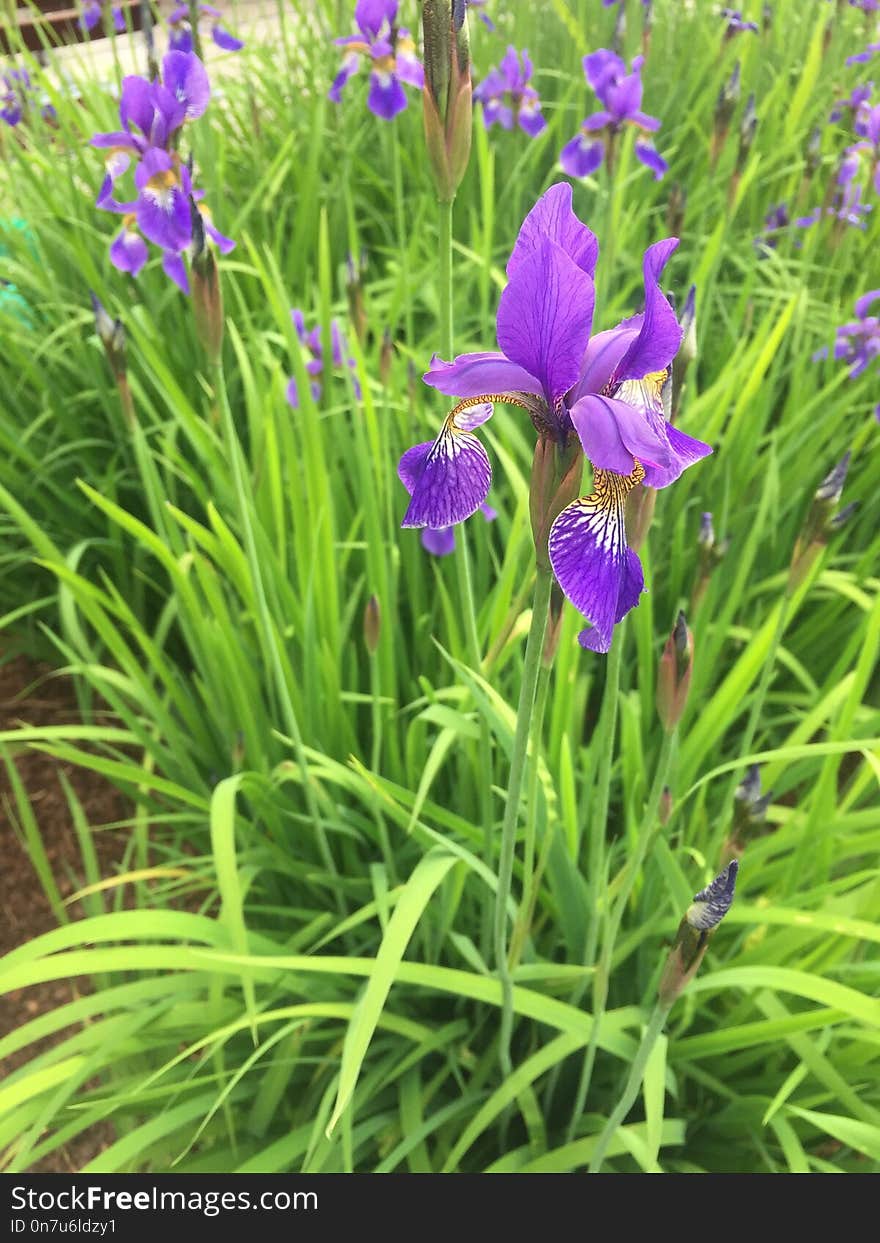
[92,53,233,293]
[720,7,759,36]
[560,49,667,181]
[286,312,361,407]
[830,83,871,125]
[474,47,546,136]
[81,0,125,33]
[839,103,880,195]
[168,5,244,53]
[816,291,880,416]
[398,183,711,652]
[329,0,423,121]
[754,201,789,252]
[847,43,880,66]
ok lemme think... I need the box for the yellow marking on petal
[587,462,645,511]
[447,392,537,431]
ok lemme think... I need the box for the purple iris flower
[847,42,880,66]
[839,103,880,195]
[329,0,424,121]
[1,70,31,127]
[830,83,872,125]
[816,293,880,416]
[286,312,361,407]
[754,202,790,253]
[398,184,711,652]
[721,7,759,36]
[474,47,547,136]
[422,502,497,557]
[560,49,667,181]
[91,52,233,294]
[81,0,125,33]
[169,5,245,54]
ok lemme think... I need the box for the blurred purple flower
[169,5,245,53]
[560,48,667,180]
[329,0,423,121]
[474,46,546,136]
[91,52,233,293]
[721,7,759,36]
[398,183,711,652]
[815,292,880,414]
[839,103,880,194]
[830,82,872,125]
[467,0,495,31]
[422,502,496,556]
[286,312,361,407]
[754,201,789,252]
[81,0,125,34]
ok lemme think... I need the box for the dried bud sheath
[422,0,473,203]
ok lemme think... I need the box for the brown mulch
[0,652,130,1172]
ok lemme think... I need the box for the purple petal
[549,470,645,654]
[421,527,456,556]
[203,215,235,254]
[582,110,613,131]
[423,351,545,400]
[569,392,671,476]
[109,227,148,276]
[399,424,492,530]
[120,75,155,137]
[644,422,712,489]
[367,72,407,119]
[507,182,599,279]
[329,56,360,102]
[635,141,668,180]
[355,0,397,39]
[395,50,424,89]
[161,51,211,122]
[570,322,641,401]
[162,249,190,294]
[583,49,626,95]
[496,238,596,407]
[286,377,300,408]
[211,25,244,52]
[855,289,880,319]
[518,104,547,136]
[613,239,682,383]
[560,134,605,179]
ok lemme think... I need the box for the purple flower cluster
[329,0,423,121]
[1,69,54,127]
[474,46,546,136]
[285,312,361,408]
[560,49,667,181]
[81,1,124,34]
[398,184,710,652]
[816,291,880,417]
[169,4,244,54]
[92,52,233,294]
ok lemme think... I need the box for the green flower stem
[495,568,553,1077]
[588,1000,671,1173]
[436,194,494,961]
[390,127,414,348]
[188,0,204,60]
[508,659,552,967]
[567,725,677,1141]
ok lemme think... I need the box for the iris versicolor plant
[815,291,880,415]
[329,0,424,120]
[399,182,710,653]
[92,51,234,293]
[560,49,667,180]
[473,46,546,136]
[168,5,245,54]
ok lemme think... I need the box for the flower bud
[612,3,627,54]
[666,183,686,237]
[542,580,565,669]
[363,593,381,655]
[530,434,583,573]
[642,0,653,57]
[788,452,852,593]
[659,861,738,1008]
[736,92,758,173]
[711,61,740,168]
[722,764,773,863]
[190,199,224,366]
[379,327,394,387]
[422,0,473,203]
[90,292,126,383]
[656,610,693,733]
[625,483,657,551]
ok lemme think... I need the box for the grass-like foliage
[0,0,878,1173]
